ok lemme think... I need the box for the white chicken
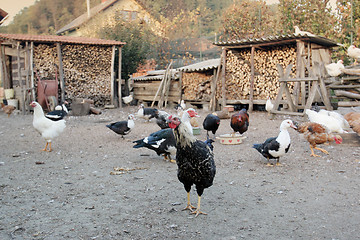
[30,101,66,152]
[317,109,350,130]
[265,96,274,115]
[347,45,360,65]
[325,60,345,77]
[305,109,344,133]
[122,95,133,105]
[294,26,315,37]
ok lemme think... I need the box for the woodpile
[328,72,360,107]
[218,46,297,100]
[182,72,213,101]
[33,44,112,106]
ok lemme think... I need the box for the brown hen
[230,108,249,137]
[1,103,16,117]
[295,122,342,157]
[344,112,360,135]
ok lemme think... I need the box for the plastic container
[4,89,14,99]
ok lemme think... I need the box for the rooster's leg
[191,195,207,217]
[41,142,49,152]
[310,146,321,157]
[48,142,52,152]
[183,192,195,211]
[314,147,329,155]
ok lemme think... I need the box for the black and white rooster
[45,102,68,121]
[136,104,158,121]
[203,113,221,138]
[106,114,135,138]
[168,114,216,217]
[133,128,176,162]
[253,119,297,166]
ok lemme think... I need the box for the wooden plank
[249,46,255,112]
[57,43,65,103]
[118,47,122,108]
[221,48,226,109]
[271,110,304,116]
[110,46,116,106]
[30,42,35,101]
[318,77,332,110]
[329,84,360,89]
[279,77,318,82]
[304,81,319,110]
[17,42,25,114]
[337,101,360,107]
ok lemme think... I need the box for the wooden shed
[0,33,125,113]
[214,33,339,111]
[177,58,220,109]
[131,69,181,107]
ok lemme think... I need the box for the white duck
[325,60,345,77]
[30,101,66,152]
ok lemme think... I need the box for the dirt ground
[0,105,359,240]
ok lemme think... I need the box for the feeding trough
[216,133,246,145]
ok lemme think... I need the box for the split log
[334,90,360,99]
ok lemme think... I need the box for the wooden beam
[249,46,255,112]
[110,45,116,106]
[221,48,226,109]
[56,43,65,103]
[30,42,35,101]
[118,47,122,108]
[17,42,25,114]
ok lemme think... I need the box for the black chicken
[133,128,176,162]
[106,114,135,138]
[230,108,249,136]
[203,113,221,138]
[168,115,216,217]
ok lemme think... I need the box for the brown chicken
[344,112,360,135]
[1,103,16,117]
[230,108,249,136]
[295,122,342,157]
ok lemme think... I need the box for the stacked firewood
[182,72,213,101]
[217,46,297,100]
[33,44,112,106]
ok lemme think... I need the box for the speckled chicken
[294,121,343,157]
[168,115,216,217]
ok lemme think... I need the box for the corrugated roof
[214,33,339,48]
[177,58,220,72]
[132,69,178,81]
[0,33,125,46]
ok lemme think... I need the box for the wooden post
[221,48,226,109]
[209,68,217,112]
[17,42,25,114]
[110,45,116,106]
[30,42,35,101]
[249,46,255,112]
[56,43,65,103]
[178,71,183,102]
[118,47,122,108]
